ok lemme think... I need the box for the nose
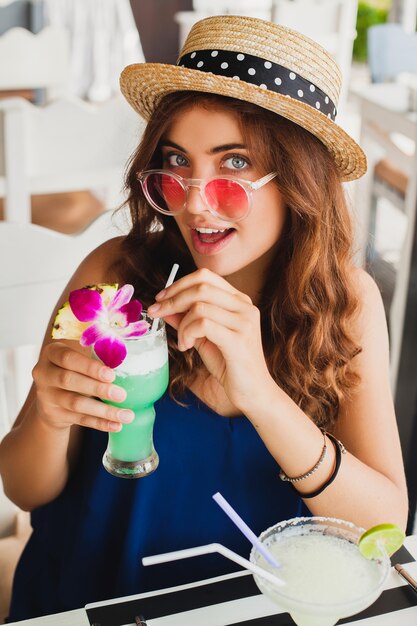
[185,183,210,215]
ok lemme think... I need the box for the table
[8,536,417,626]
[354,81,417,533]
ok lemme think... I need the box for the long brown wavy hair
[112,91,361,429]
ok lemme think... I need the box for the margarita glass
[101,316,169,478]
[250,516,390,626]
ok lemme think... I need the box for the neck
[225,250,273,305]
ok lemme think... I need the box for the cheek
[251,196,287,244]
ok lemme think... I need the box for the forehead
[164,104,244,143]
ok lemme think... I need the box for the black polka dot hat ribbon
[120,15,367,181]
[178,49,337,121]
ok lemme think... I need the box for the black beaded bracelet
[287,432,346,499]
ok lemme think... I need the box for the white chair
[0,210,130,422]
[272,0,358,112]
[0,95,145,224]
[0,211,131,531]
[0,25,70,101]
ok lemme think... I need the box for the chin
[192,255,244,277]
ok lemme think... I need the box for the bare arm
[150,267,408,530]
[0,237,131,511]
[244,269,408,529]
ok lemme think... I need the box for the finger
[44,366,126,403]
[47,389,134,425]
[57,407,124,432]
[154,268,251,304]
[178,316,236,353]
[162,313,183,332]
[178,303,240,349]
[47,342,116,384]
[149,282,250,319]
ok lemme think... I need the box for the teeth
[195,227,227,234]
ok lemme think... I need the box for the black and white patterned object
[178,49,337,121]
[86,545,417,626]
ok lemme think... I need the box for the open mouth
[194,227,235,243]
[190,227,237,254]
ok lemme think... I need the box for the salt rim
[249,516,390,613]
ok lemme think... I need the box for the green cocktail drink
[101,317,168,478]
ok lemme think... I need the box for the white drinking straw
[142,542,285,587]
[213,492,281,569]
[150,263,179,334]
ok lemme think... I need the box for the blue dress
[8,390,307,621]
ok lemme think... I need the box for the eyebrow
[160,140,248,154]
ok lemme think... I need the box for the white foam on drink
[262,533,382,605]
[115,344,168,376]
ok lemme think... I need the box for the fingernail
[118,410,134,423]
[109,422,122,432]
[110,386,126,402]
[155,289,166,301]
[101,368,115,382]
[148,303,161,313]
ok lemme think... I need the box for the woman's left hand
[147,268,274,411]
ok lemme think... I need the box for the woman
[0,15,408,621]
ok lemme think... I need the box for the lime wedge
[358,523,406,559]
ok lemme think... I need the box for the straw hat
[120,15,366,181]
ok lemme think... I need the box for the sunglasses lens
[205,179,248,220]
[145,173,185,213]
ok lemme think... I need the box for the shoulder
[350,266,382,302]
[348,267,386,343]
[76,235,125,282]
[345,267,390,382]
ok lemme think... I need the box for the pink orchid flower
[69,284,149,368]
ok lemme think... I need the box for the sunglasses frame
[137,169,277,223]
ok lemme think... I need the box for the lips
[190,227,236,255]
[196,229,231,243]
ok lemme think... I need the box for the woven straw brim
[120,64,366,182]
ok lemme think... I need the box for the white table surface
[8,535,417,626]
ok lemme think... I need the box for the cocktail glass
[250,516,390,626]
[100,315,169,478]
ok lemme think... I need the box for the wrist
[236,373,284,419]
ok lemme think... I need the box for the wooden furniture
[0,95,145,224]
[355,81,417,532]
[0,512,31,625]
[0,26,70,102]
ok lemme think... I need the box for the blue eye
[166,153,188,167]
[224,155,249,170]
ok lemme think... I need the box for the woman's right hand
[32,341,134,432]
